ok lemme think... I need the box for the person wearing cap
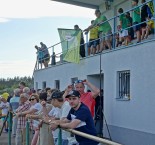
[58,90,98,145]
[0,94,10,133]
[64,79,100,117]
[15,93,31,145]
[84,9,112,51]
[49,90,71,145]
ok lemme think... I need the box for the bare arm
[84,80,100,99]
[60,119,81,129]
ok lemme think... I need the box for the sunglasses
[74,80,84,84]
[29,98,35,101]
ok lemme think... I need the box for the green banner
[58,28,81,64]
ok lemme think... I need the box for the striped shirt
[16,100,31,130]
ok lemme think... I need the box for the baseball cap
[51,91,63,99]
[66,90,80,98]
[2,92,9,100]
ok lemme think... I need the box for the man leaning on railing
[51,90,99,145]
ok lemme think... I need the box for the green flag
[58,28,81,64]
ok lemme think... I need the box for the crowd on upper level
[34,0,154,68]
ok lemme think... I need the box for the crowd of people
[35,42,50,68]
[85,0,154,56]
[34,0,154,68]
[0,80,104,145]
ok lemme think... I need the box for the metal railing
[34,0,155,70]
[24,119,122,145]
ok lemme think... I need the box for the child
[0,96,10,133]
[118,8,131,45]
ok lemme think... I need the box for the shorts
[99,30,112,42]
[88,39,99,48]
[43,54,50,62]
[119,29,128,37]
[133,22,141,31]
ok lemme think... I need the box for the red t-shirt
[80,92,96,117]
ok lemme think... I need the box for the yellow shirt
[89,26,98,39]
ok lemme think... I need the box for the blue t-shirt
[67,103,98,145]
[10,96,20,112]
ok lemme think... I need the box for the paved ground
[0,119,15,145]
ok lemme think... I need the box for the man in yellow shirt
[87,20,99,55]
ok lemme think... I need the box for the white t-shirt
[31,103,42,128]
[60,101,71,140]
[48,107,61,138]
[0,102,9,115]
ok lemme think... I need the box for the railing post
[85,32,88,56]
[8,111,12,145]
[26,121,30,145]
[113,16,116,49]
[58,128,62,145]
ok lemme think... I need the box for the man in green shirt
[132,0,141,43]
[84,9,112,52]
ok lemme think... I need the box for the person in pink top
[64,79,100,117]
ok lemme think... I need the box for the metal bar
[8,112,12,145]
[26,121,30,145]
[65,128,122,145]
[58,128,62,145]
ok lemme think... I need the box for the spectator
[58,90,98,145]
[126,12,135,40]
[10,88,21,137]
[132,0,141,43]
[118,8,131,46]
[87,20,99,55]
[23,87,31,95]
[0,95,10,133]
[35,45,44,68]
[15,93,31,145]
[94,89,104,137]
[19,81,26,93]
[84,9,112,51]
[40,42,50,68]
[50,91,71,145]
[63,79,100,117]
[28,92,54,145]
[141,0,150,40]
[22,94,42,145]
[74,25,85,57]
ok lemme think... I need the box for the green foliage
[0,76,34,95]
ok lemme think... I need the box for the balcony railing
[34,0,155,70]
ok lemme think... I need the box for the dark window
[42,81,46,89]
[118,71,130,99]
[55,80,60,90]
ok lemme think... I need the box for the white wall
[34,41,155,135]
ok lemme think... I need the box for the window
[42,81,46,89]
[35,82,38,90]
[117,70,130,100]
[55,80,60,90]
[71,77,78,84]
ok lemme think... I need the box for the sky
[0,0,95,79]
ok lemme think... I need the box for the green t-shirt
[132,7,141,23]
[119,14,129,29]
[93,15,112,33]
